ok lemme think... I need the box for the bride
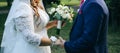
[1,0,57,53]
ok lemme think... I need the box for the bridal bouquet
[48,5,74,35]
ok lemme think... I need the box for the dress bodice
[34,8,49,33]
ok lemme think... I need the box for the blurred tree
[6,0,12,7]
[105,0,120,31]
[109,0,120,31]
[43,0,60,8]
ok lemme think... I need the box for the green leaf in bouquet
[51,2,58,7]
[54,13,62,20]
[70,7,74,13]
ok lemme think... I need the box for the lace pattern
[14,16,42,46]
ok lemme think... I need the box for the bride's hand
[46,20,58,30]
[52,20,58,27]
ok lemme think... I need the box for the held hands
[50,36,66,48]
[54,37,66,48]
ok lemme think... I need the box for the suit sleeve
[64,3,104,52]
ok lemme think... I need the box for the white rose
[58,5,63,8]
[56,9,63,15]
[48,8,56,15]
[66,13,71,19]
[51,8,56,13]
[64,10,69,14]
[48,11,53,15]
[61,13,67,19]
[63,6,69,10]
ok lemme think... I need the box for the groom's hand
[59,37,66,48]
[54,37,65,48]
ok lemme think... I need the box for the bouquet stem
[56,29,60,35]
[56,20,62,35]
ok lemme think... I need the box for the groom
[55,0,109,53]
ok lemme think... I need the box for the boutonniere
[78,0,86,14]
[79,9,82,14]
[78,8,82,14]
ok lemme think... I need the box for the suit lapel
[79,0,88,14]
[70,0,88,36]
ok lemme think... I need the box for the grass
[107,27,120,53]
[0,0,6,2]
[47,21,72,53]
[48,24,120,53]
[61,0,80,6]
[0,2,7,7]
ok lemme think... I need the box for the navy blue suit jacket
[64,0,109,53]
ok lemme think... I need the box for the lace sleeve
[14,16,42,46]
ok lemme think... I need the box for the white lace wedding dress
[1,0,51,53]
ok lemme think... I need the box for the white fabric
[5,0,30,25]
[40,0,45,10]
[1,0,51,53]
